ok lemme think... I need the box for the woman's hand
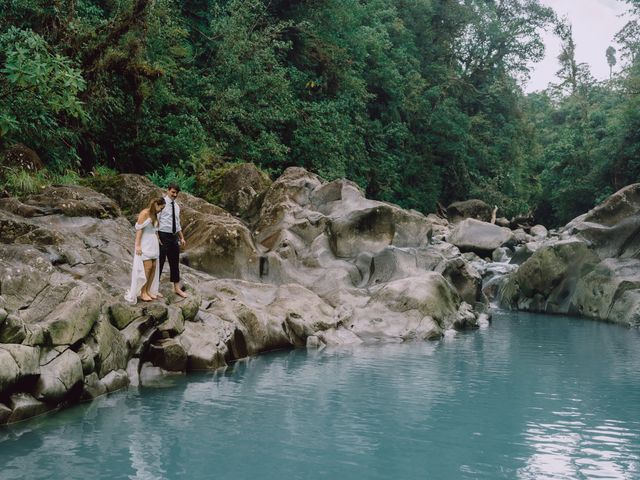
[135,246,142,255]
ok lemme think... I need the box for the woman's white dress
[124,218,160,304]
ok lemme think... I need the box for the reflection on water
[1,311,640,479]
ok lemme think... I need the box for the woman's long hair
[147,197,166,227]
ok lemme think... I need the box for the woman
[125,197,166,303]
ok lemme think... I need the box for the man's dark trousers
[159,232,180,283]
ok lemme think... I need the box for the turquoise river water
[1,310,640,479]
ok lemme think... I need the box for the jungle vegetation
[2,0,640,226]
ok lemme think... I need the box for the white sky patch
[524,0,629,92]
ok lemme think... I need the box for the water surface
[2,311,640,479]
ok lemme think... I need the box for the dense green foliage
[0,0,639,225]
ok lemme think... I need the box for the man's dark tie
[171,201,176,234]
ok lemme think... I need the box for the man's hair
[167,183,181,192]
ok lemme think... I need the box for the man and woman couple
[125,184,189,303]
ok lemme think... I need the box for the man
[158,183,188,298]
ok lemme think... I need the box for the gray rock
[108,302,148,330]
[327,207,396,258]
[81,373,107,400]
[0,344,40,394]
[530,224,548,239]
[509,242,541,265]
[33,349,83,403]
[0,402,11,424]
[500,240,600,314]
[101,369,129,392]
[205,163,272,217]
[156,305,185,338]
[572,258,640,324]
[7,393,50,424]
[491,247,511,263]
[448,219,514,255]
[563,183,640,259]
[91,318,129,377]
[178,294,201,323]
[178,321,231,370]
[447,199,493,223]
[148,338,188,371]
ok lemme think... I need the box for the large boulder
[500,240,600,314]
[448,219,514,256]
[1,143,43,174]
[563,183,640,259]
[447,199,493,223]
[347,273,477,342]
[499,184,640,325]
[0,345,40,394]
[20,185,121,219]
[33,349,83,403]
[327,206,396,258]
[571,258,640,325]
[203,163,272,217]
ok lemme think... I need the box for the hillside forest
[2,0,640,227]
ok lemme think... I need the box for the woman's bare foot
[141,293,153,302]
[148,293,158,300]
[156,293,164,298]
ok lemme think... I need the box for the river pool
[1,311,640,479]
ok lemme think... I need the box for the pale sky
[525,0,630,92]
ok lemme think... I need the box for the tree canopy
[0,0,638,226]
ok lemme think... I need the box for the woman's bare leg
[141,260,153,301]
[147,260,157,299]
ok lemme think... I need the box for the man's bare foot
[174,288,188,298]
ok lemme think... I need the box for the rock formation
[499,184,640,326]
[0,166,487,424]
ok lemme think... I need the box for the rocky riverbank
[0,164,634,425]
[498,184,640,326]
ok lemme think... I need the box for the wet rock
[6,393,50,424]
[81,372,107,400]
[491,247,511,263]
[0,402,11,424]
[512,228,533,244]
[101,369,129,392]
[509,242,541,266]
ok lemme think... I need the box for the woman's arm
[135,209,149,255]
[135,229,143,255]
